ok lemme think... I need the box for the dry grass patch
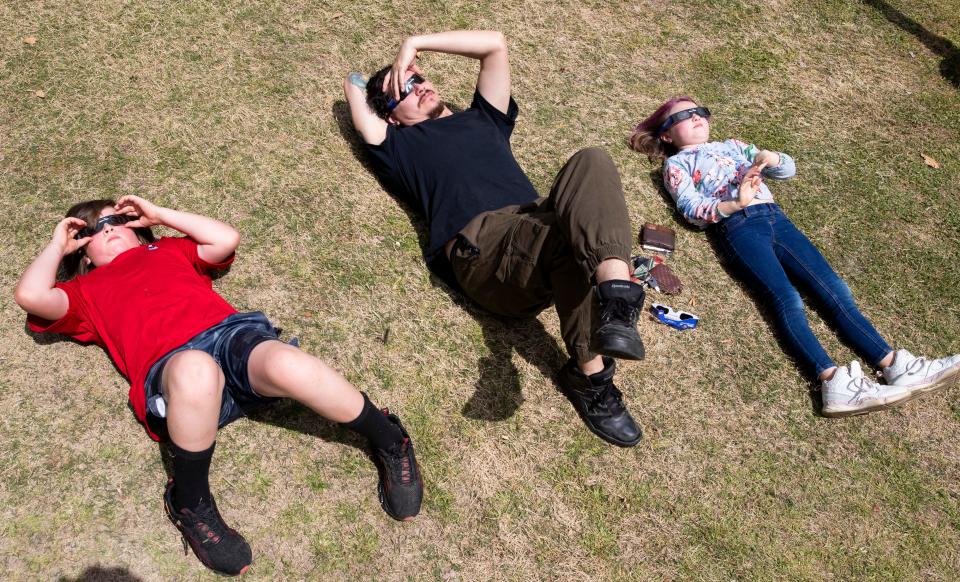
[2,0,960,580]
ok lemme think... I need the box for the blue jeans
[715,204,891,377]
[144,311,284,429]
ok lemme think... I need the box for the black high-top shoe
[590,280,646,360]
[557,357,642,447]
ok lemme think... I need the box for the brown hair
[60,199,155,279]
[628,96,701,162]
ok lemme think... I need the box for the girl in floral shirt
[629,96,960,417]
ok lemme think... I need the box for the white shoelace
[903,356,930,377]
[845,363,880,401]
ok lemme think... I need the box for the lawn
[2,0,959,580]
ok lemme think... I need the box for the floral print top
[663,139,796,228]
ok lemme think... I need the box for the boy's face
[84,207,141,267]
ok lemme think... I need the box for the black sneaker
[373,411,423,521]
[557,357,642,447]
[163,479,252,576]
[590,280,646,360]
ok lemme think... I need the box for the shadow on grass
[156,399,372,482]
[57,565,143,582]
[702,228,824,415]
[860,0,959,88]
[24,323,88,346]
[332,100,568,421]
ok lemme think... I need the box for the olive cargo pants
[450,148,634,363]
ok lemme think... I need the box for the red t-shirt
[27,237,238,441]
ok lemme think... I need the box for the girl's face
[660,100,710,149]
[84,206,141,268]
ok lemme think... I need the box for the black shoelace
[599,297,637,325]
[385,439,414,485]
[587,383,626,415]
[185,500,226,544]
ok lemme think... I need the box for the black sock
[170,441,215,511]
[341,392,404,450]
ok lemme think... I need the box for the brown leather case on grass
[640,223,675,253]
[650,263,682,294]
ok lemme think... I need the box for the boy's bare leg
[162,349,224,451]
[160,349,252,575]
[246,341,364,422]
[247,340,423,520]
[594,258,630,283]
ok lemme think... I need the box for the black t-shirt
[365,90,540,273]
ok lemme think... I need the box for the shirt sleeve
[471,90,518,139]
[364,130,412,203]
[664,160,721,227]
[163,236,235,274]
[728,138,796,180]
[26,280,99,343]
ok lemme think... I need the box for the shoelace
[845,375,880,401]
[587,383,626,414]
[187,500,226,544]
[903,356,933,376]
[599,297,636,324]
[385,439,413,485]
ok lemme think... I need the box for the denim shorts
[144,311,286,430]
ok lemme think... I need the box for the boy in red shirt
[15,195,422,576]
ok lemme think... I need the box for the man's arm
[343,73,387,145]
[388,31,510,114]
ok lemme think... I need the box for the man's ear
[386,114,400,126]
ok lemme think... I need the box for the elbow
[225,228,241,254]
[493,31,507,53]
[13,286,37,313]
[12,287,26,311]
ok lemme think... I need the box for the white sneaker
[821,361,912,417]
[883,349,960,395]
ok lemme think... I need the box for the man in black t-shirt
[343,30,647,447]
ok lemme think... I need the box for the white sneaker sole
[821,389,914,418]
[894,362,960,397]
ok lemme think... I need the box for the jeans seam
[723,238,834,375]
[774,241,890,361]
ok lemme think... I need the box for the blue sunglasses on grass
[656,106,711,136]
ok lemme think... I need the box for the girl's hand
[115,195,164,228]
[51,217,91,256]
[753,150,780,169]
[737,163,766,207]
[385,38,423,100]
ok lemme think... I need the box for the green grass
[3,0,960,580]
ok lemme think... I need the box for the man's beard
[427,100,446,119]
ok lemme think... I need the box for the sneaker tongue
[848,361,863,378]
[895,349,916,365]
